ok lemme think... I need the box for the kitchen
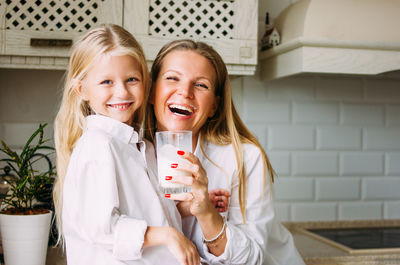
[0,0,400,264]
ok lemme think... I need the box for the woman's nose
[177,83,193,98]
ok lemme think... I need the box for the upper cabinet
[124,0,258,75]
[0,0,258,75]
[0,0,122,69]
[260,0,400,80]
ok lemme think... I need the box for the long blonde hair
[53,24,149,244]
[144,40,274,222]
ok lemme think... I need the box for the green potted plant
[0,123,55,265]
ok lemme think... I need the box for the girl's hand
[166,151,214,217]
[209,189,230,213]
[167,228,200,265]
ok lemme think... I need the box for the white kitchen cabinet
[124,0,258,75]
[0,0,122,69]
[0,0,258,75]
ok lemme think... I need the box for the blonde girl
[145,39,305,265]
[53,25,199,265]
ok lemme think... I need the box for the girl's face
[151,50,218,142]
[77,54,144,125]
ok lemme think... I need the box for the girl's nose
[115,82,129,97]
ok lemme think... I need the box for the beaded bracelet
[203,217,227,247]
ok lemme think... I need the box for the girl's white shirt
[182,139,305,265]
[62,115,181,265]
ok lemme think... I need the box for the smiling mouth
[107,102,133,110]
[168,104,194,116]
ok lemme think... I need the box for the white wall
[1,0,399,222]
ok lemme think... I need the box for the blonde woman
[145,39,305,265]
[53,25,199,265]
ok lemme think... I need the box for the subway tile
[268,125,314,150]
[338,202,382,220]
[244,102,290,123]
[363,128,400,150]
[265,77,315,100]
[386,105,400,126]
[362,177,400,200]
[341,104,384,126]
[317,127,361,150]
[274,203,290,222]
[316,177,360,201]
[364,79,400,103]
[274,177,313,201]
[340,152,384,176]
[292,152,338,176]
[268,151,291,176]
[316,77,362,101]
[384,201,400,219]
[293,102,338,124]
[243,75,268,103]
[291,203,337,221]
[386,152,400,176]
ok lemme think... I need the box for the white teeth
[168,104,194,113]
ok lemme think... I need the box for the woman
[145,40,305,265]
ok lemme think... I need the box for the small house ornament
[261,12,281,51]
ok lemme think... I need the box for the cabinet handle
[30,38,72,47]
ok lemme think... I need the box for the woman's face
[152,50,218,141]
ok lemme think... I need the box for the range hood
[260,0,400,80]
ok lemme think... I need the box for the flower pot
[0,211,52,265]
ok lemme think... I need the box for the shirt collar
[86,115,142,144]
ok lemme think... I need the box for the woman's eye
[101,80,112,85]
[196,83,208,89]
[166,76,178,81]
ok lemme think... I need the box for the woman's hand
[166,151,214,217]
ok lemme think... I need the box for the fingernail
[165,176,172,180]
[165,194,171,198]
[171,163,178,168]
[177,150,185,155]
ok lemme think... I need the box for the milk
[155,131,192,194]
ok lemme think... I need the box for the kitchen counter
[283,219,400,265]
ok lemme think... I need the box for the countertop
[283,219,400,265]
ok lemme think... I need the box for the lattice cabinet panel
[0,0,122,58]
[125,0,258,75]
[149,0,235,39]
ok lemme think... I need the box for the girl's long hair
[53,24,149,244]
[144,40,275,222]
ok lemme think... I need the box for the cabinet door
[124,0,258,75]
[1,0,122,57]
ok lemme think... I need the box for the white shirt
[182,140,305,265]
[63,115,181,265]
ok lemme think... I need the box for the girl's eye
[127,77,139,82]
[101,80,112,85]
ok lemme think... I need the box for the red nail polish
[171,163,178,168]
[165,194,171,198]
[165,176,172,180]
[177,150,185,155]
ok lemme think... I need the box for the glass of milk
[156,130,192,194]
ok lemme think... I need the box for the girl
[53,25,199,265]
